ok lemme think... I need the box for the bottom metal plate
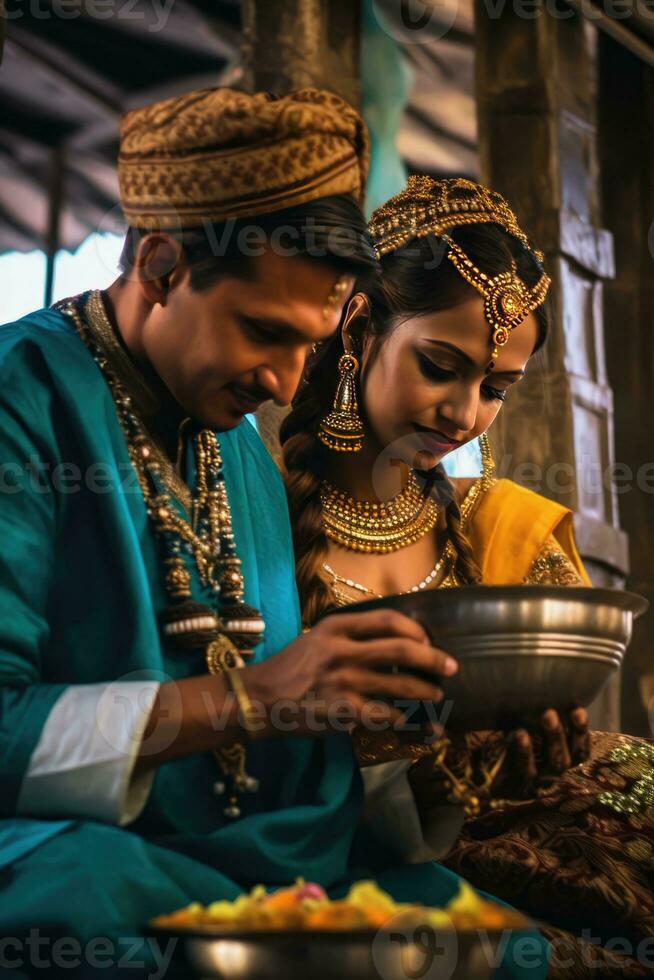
[149,925,538,980]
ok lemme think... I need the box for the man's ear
[341,292,371,355]
[134,233,186,306]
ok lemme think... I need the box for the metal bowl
[331,586,648,730]
[149,924,529,980]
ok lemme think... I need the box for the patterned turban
[118,87,370,229]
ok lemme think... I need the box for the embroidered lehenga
[317,470,654,980]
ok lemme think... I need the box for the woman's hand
[504,707,590,796]
[242,608,458,742]
[408,707,591,818]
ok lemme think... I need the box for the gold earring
[317,353,365,453]
[479,432,496,485]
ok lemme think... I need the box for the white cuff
[16,681,160,826]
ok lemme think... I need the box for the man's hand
[243,609,459,741]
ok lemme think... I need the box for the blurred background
[0,0,652,734]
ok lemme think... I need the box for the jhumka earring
[479,432,496,486]
[317,353,365,453]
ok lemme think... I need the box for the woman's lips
[411,424,462,455]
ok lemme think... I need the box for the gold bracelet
[431,739,508,818]
[224,667,260,741]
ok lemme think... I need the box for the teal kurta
[0,306,548,978]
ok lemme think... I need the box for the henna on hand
[542,709,573,774]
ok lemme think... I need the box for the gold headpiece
[368,176,551,364]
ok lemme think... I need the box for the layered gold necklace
[320,471,438,554]
[322,470,493,602]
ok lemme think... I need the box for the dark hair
[280,222,551,626]
[118,196,377,289]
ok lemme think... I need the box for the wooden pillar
[44,146,65,308]
[598,35,654,736]
[475,7,628,729]
[242,0,362,463]
[0,0,5,65]
[241,0,360,106]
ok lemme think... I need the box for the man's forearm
[133,673,244,777]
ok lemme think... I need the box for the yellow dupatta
[465,479,591,586]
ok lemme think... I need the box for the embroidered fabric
[524,535,584,586]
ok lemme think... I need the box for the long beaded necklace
[59,291,265,818]
[320,471,439,554]
[323,542,457,605]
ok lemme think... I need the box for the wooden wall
[474,6,629,729]
[598,34,654,736]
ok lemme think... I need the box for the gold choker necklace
[320,472,438,554]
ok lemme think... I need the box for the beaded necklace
[320,471,439,554]
[323,542,457,605]
[59,291,264,818]
[322,465,495,604]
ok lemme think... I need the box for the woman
[283,175,589,765]
[281,176,654,978]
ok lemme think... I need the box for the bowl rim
[326,585,649,620]
[147,923,535,943]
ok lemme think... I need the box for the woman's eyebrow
[422,339,526,379]
[422,339,476,367]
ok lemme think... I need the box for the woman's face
[357,295,539,468]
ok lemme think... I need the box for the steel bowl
[330,586,648,730]
[149,924,530,980]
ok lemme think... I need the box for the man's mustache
[227,382,272,404]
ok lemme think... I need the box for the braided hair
[281,223,551,626]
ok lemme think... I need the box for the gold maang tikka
[368,176,551,366]
[317,352,365,453]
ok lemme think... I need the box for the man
[0,87,545,979]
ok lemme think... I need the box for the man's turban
[118,87,370,229]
